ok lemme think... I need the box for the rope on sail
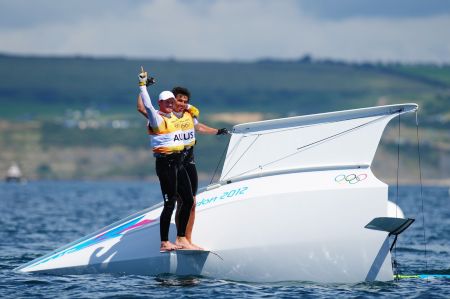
[394,111,401,279]
[415,110,428,278]
[221,134,261,180]
[209,140,231,185]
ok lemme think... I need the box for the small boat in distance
[5,162,24,183]
[16,103,418,283]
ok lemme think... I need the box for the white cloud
[0,0,449,63]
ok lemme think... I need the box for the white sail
[220,104,418,183]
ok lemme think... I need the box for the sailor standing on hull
[170,87,229,249]
[138,69,198,252]
[138,86,229,249]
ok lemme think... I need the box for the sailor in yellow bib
[147,108,186,154]
[138,78,230,251]
[139,70,195,252]
[174,110,196,148]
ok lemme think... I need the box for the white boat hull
[17,104,419,282]
[17,169,394,282]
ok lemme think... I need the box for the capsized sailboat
[5,162,24,183]
[16,103,418,283]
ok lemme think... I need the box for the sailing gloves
[138,70,156,87]
[216,128,230,135]
[138,71,147,86]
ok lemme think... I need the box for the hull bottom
[27,241,393,283]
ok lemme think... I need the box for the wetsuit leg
[176,166,194,237]
[184,161,198,197]
[183,156,198,242]
[156,156,178,242]
[183,147,198,196]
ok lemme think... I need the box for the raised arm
[137,94,148,119]
[139,71,163,128]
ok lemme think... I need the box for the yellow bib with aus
[147,113,184,154]
[176,112,196,148]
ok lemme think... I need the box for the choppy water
[1,181,449,298]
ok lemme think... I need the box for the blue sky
[1,0,449,63]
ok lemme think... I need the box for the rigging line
[295,114,391,151]
[222,133,246,167]
[226,113,393,181]
[221,134,261,180]
[396,112,400,218]
[394,111,401,277]
[415,111,428,276]
[209,137,231,185]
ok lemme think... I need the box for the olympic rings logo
[335,173,367,184]
[180,123,190,129]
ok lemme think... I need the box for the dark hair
[172,86,191,101]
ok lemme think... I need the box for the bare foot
[186,237,203,250]
[175,237,201,250]
[160,241,182,252]
[189,243,204,250]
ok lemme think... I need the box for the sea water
[0,181,449,298]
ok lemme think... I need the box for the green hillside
[1,54,449,183]
[1,54,449,117]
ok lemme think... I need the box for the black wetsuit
[155,153,194,241]
[183,147,198,196]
